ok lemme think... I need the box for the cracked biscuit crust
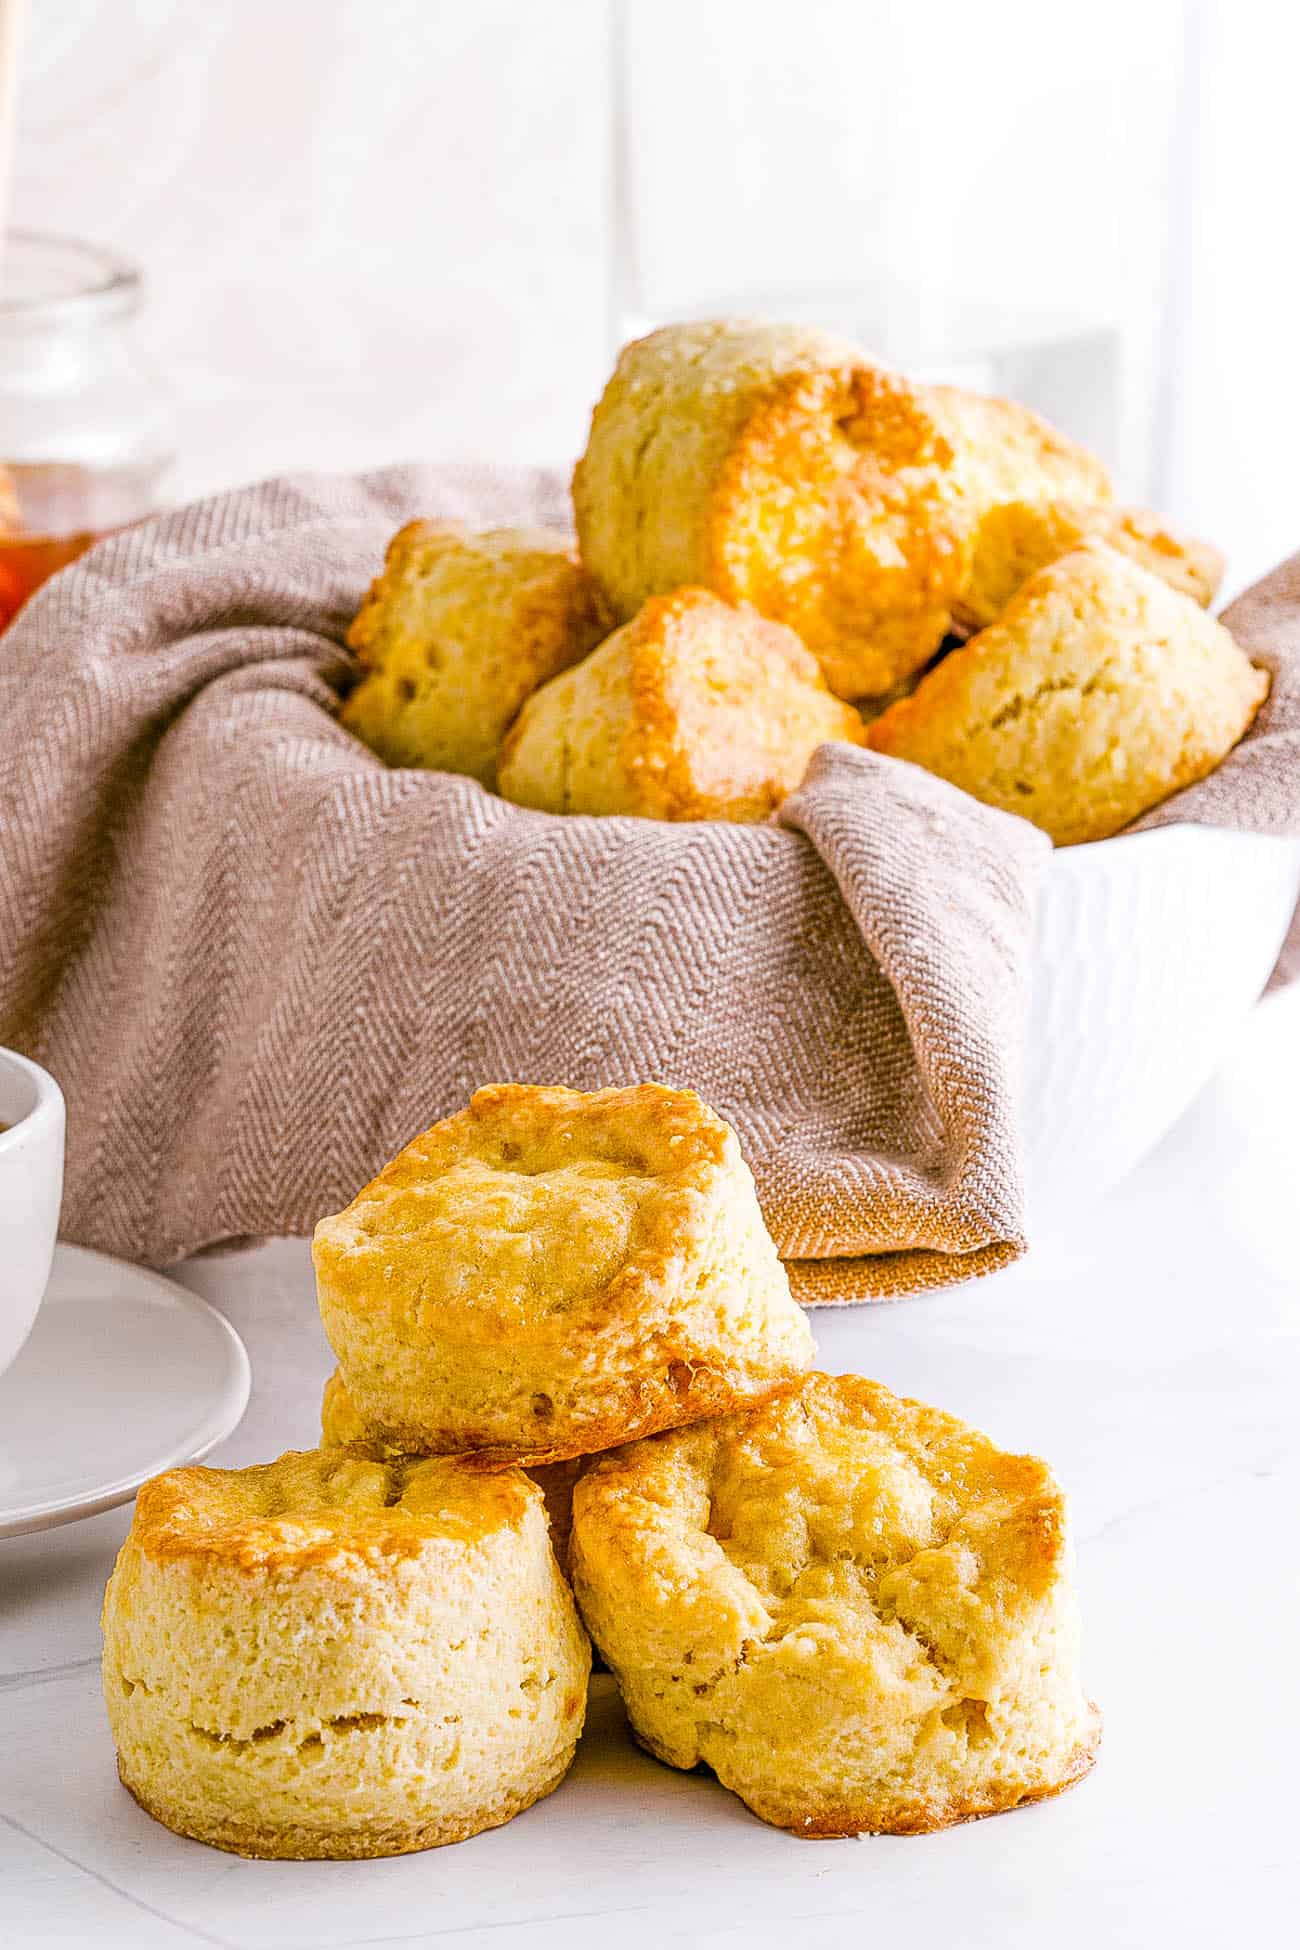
[953,497,1226,631]
[868,541,1268,845]
[102,1448,591,1858]
[312,1083,814,1464]
[572,320,971,700]
[126,1445,536,1570]
[496,586,863,820]
[570,1372,1099,1837]
[931,387,1221,620]
[341,522,611,786]
[320,1370,585,1576]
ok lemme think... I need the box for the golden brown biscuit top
[643,583,824,678]
[709,363,971,696]
[622,588,862,814]
[600,318,869,405]
[347,518,590,667]
[930,385,1113,509]
[871,539,1262,758]
[313,1084,740,1343]
[643,584,848,697]
[578,1373,1064,1639]
[132,1448,537,1574]
[496,586,861,821]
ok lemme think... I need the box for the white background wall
[10,0,1300,596]
[11,1,612,491]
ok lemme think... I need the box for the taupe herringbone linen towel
[1,468,1296,1301]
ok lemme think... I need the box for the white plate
[0,1244,250,1538]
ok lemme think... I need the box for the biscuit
[954,498,1225,630]
[569,1372,1099,1837]
[320,1370,583,1575]
[867,542,1268,845]
[312,1083,814,1465]
[320,1365,406,1459]
[496,586,862,820]
[931,385,1112,513]
[341,522,611,785]
[931,388,1221,622]
[572,320,972,700]
[102,1448,590,1859]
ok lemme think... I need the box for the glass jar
[0,230,173,627]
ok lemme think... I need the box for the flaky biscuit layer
[342,521,610,785]
[571,1372,1099,1836]
[320,1370,585,1576]
[868,541,1268,845]
[102,1448,590,1858]
[574,322,1205,705]
[497,586,862,820]
[313,1083,814,1464]
[573,321,971,699]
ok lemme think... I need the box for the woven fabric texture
[2,466,1296,1300]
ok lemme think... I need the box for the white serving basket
[1023,824,1300,1224]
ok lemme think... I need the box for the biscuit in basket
[931,387,1222,622]
[101,1448,590,1859]
[341,521,611,785]
[955,498,1225,630]
[573,319,973,699]
[932,384,1112,514]
[569,1372,1100,1837]
[868,542,1268,845]
[320,1370,584,1575]
[312,1083,814,1464]
[496,586,862,820]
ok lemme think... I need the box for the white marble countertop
[4,989,1298,1949]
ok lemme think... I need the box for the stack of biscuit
[103,1081,1099,1857]
[340,318,1267,845]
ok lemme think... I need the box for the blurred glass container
[0,230,173,628]
[611,0,1187,499]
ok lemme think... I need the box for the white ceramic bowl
[0,1048,65,1377]
[1024,824,1300,1225]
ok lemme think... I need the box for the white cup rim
[0,1047,66,1155]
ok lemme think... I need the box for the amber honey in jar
[0,232,172,629]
